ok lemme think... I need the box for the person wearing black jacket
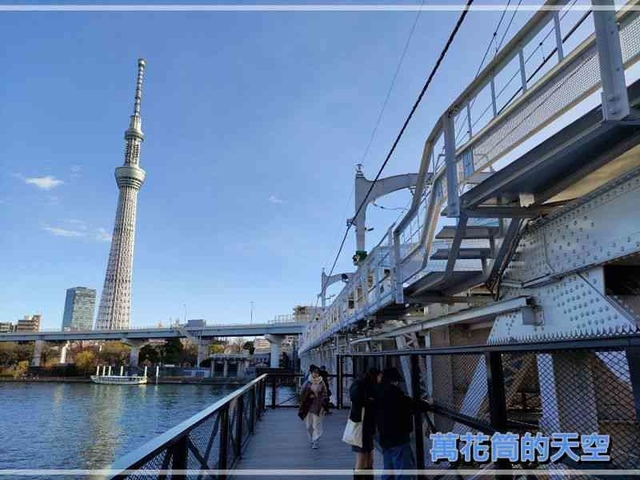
[349,368,381,477]
[375,367,415,480]
[319,365,332,414]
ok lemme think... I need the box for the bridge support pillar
[223,360,229,377]
[31,340,45,367]
[197,340,212,368]
[59,341,71,364]
[121,339,149,369]
[266,334,284,368]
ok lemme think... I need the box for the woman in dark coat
[349,368,381,473]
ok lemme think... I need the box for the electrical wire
[318,0,425,301]
[496,0,525,53]
[323,0,475,284]
[358,0,426,167]
[475,0,512,78]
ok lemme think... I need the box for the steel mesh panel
[465,11,640,178]
[470,46,600,174]
[241,396,252,447]
[621,13,640,65]
[536,349,640,469]
[429,354,489,423]
[187,413,220,470]
[118,449,174,480]
[503,353,541,428]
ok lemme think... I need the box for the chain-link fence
[344,335,640,475]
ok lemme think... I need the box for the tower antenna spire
[133,58,146,116]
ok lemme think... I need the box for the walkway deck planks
[234,409,381,479]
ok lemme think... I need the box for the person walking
[349,368,381,478]
[375,367,415,480]
[298,366,327,449]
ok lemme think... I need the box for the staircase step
[435,225,500,240]
[430,248,492,260]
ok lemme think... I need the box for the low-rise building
[16,315,41,332]
[0,322,14,333]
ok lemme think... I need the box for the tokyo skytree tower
[95,59,147,330]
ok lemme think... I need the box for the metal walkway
[233,409,380,479]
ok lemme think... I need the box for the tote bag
[342,408,364,448]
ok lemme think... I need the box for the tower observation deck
[95,59,147,330]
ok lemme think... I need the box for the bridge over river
[0,319,305,368]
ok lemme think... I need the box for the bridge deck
[234,409,381,479]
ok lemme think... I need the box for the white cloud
[65,219,87,229]
[95,228,112,242]
[43,226,84,237]
[25,176,64,190]
[42,223,111,242]
[70,165,82,173]
[268,195,284,204]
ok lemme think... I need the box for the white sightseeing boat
[91,365,148,385]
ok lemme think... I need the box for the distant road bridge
[0,320,306,368]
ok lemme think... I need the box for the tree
[41,344,60,367]
[162,338,183,364]
[97,342,131,365]
[75,350,96,375]
[13,360,29,379]
[179,342,198,367]
[210,343,225,354]
[139,344,161,365]
[0,342,33,366]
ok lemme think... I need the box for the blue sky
[0,2,534,329]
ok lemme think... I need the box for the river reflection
[0,382,236,472]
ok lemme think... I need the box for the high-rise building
[95,59,148,330]
[62,287,96,331]
[16,315,41,332]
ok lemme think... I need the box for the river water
[0,382,239,472]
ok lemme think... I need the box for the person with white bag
[298,366,327,449]
[345,368,381,479]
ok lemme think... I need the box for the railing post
[234,396,244,458]
[271,374,277,409]
[170,435,188,478]
[249,387,256,434]
[592,0,630,121]
[518,48,527,93]
[337,354,343,410]
[626,346,640,421]
[443,111,460,218]
[485,352,510,471]
[490,76,498,117]
[218,405,229,478]
[410,355,426,478]
[553,11,564,61]
[485,352,507,430]
[392,230,404,304]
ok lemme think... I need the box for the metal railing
[340,334,640,474]
[107,372,306,479]
[108,375,272,479]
